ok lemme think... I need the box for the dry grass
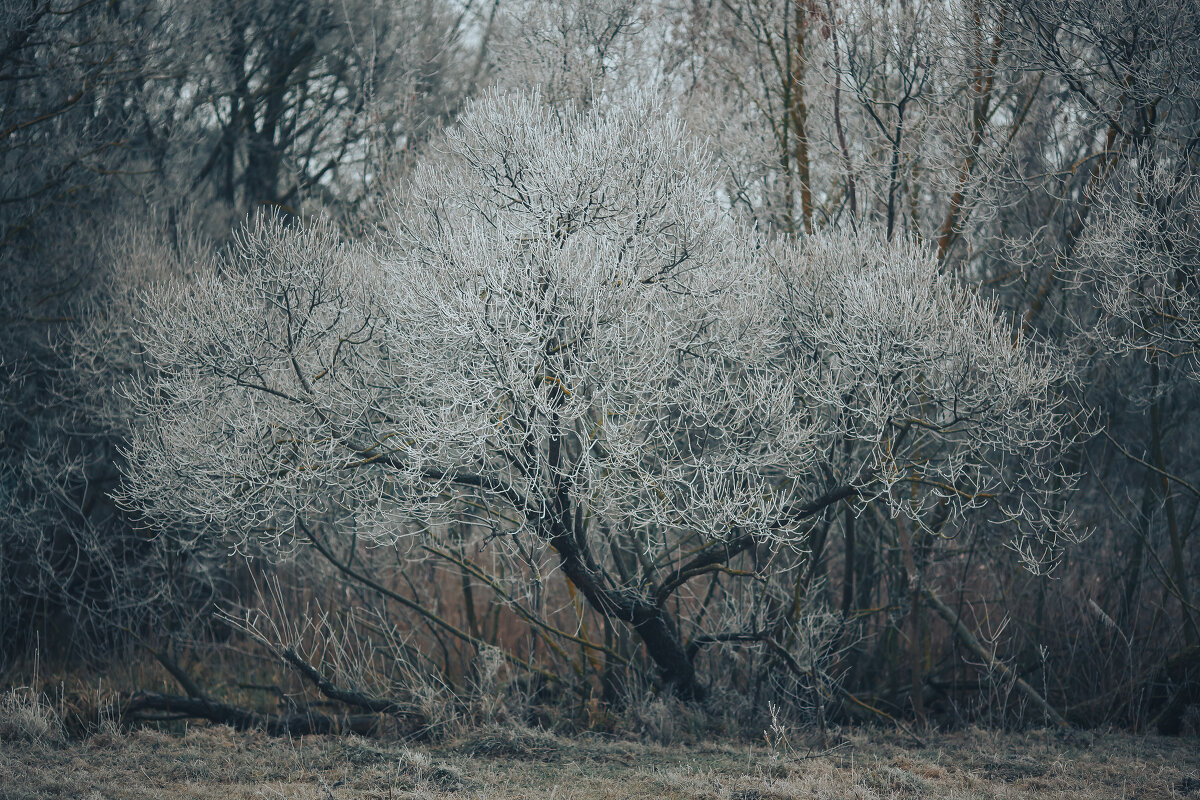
[0,689,64,746]
[1,721,1198,800]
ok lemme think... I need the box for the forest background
[1,0,1198,741]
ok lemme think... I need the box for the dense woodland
[1,0,1198,739]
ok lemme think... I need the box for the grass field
[2,721,1198,800]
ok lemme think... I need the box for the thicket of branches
[2,0,1197,738]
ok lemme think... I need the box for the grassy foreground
[1,723,1198,800]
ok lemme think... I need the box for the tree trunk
[549,526,705,700]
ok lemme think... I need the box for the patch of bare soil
[1,725,1197,800]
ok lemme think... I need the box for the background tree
[0,0,480,664]
[667,0,1200,730]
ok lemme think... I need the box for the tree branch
[280,647,424,719]
[655,483,859,606]
[923,585,1069,728]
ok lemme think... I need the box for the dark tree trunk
[548,525,706,701]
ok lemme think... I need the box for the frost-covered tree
[1074,164,1200,382]
[123,89,1074,700]
[1004,0,1200,672]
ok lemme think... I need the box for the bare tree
[120,89,1074,701]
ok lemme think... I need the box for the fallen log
[123,692,385,735]
[126,642,424,736]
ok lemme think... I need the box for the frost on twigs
[383,88,799,548]
[122,88,1077,574]
[1074,163,1200,384]
[771,229,1081,567]
[119,214,414,546]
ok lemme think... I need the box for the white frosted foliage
[123,89,1075,569]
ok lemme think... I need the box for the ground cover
[2,723,1197,799]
